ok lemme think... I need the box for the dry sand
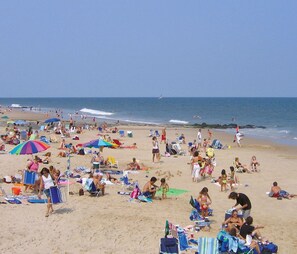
[0,109,297,253]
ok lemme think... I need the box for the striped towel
[198,237,219,254]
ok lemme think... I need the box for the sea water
[1,97,297,146]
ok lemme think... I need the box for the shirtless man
[142,177,158,198]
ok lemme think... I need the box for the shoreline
[2,107,297,150]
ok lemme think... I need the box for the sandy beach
[0,109,297,254]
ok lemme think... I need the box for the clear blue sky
[0,1,296,97]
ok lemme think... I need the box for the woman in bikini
[197,187,212,218]
[223,209,243,233]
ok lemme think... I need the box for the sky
[0,1,296,97]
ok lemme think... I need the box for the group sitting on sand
[142,177,169,199]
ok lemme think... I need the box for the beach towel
[5,197,22,204]
[28,198,48,203]
[156,188,188,197]
[198,237,219,254]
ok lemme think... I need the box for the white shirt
[197,131,202,142]
[42,174,55,190]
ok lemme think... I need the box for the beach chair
[167,222,197,253]
[83,179,102,197]
[189,196,213,217]
[149,129,154,137]
[106,156,119,168]
[40,136,50,144]
[159,238,179,254]
[155,130,160,137]
[39,125,45,131]
[197,237,219,254]
[233,160,244,173]
[119,130,125,137]
[20,130,27,141]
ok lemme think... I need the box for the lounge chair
[166,221,197,253]
[198,237,219,254]
[83,178,102,197]
[50,135,59,143]
[106,156,119,168]
[119,130,125,137]
[159,238,179,254]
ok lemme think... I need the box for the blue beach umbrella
[44,118,60,123]
[15,120,28,125]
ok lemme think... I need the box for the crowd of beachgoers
[0,107,296,253]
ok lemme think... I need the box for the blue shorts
[44,189,50,198]
[143,191,152,198]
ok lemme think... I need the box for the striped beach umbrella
[9,140,50,155]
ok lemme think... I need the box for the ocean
[1,97,297,146]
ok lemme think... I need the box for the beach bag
[260,242,278,253]
[130,186,141,199]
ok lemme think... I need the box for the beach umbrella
[1,116,9,119]
[9,140,50,155]
[15,120,28,125]
[83,139,116,148]
[44,118,60,123]
[7,121,14,124]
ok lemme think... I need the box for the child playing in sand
[220,169,228,192]
[160,178,169,199]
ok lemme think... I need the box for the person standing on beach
[207,129,212,141]
[234,131,243,147]
[38,167,57,217]
[160,128,166,144]
[197,129,202,150]
[152,136,160,163]
[228,192,252,219]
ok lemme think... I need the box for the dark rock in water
[191,123,266,129]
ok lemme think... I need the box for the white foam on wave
[293,137,297,140]
[278,130,290,134]
[11,104,22,108]
[80,108,114,116]
[169,119,189,124]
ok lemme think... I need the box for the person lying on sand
[269,181,297,199]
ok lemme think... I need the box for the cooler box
[127,131,133,138]
[24,171,37,185]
